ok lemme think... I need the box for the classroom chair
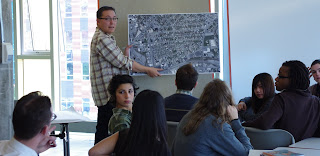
[165,108,190,122]
[244,126,295,150]
[167,121,179,149]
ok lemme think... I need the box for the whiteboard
[229,0,320,101]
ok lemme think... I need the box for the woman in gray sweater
[173,79,253,156]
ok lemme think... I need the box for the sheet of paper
[275,147,319,156]
[52,106,93,124]
[249,149,272,156]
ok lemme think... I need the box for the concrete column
[0,0,14,140]
[0,63,14,140]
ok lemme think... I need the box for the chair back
[165,108,189,122]
[167,121,179,149]
[244,127,295,150]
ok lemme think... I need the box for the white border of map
[128,13,219,75]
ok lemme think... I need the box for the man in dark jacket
[165,63,198,122]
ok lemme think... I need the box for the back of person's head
[282,60,310,90]
[311,59,320,66]
[107,74,138,106]
[12,91,52,140]
[252,73,275,100]
[183,79,234,136]
[176,63,198,90]
[121,90,169,156]
[96,6,116,18]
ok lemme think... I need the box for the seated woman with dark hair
[173,79,252,156]
[243,60,320,141]
[237,73,275,122]
[107,75,138,135]
[309,59,320,98]
[89,90,171,156]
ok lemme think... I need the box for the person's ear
[97,19,101,25]
[194,82,198,88]
[40,125,50,136]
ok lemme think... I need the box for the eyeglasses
[51,113,57,122]
[98,17,118,22]
[278,75,289,79]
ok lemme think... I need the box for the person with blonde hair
[173,79,252,156]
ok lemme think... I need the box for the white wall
[229,0,320,102]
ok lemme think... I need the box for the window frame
[14,0,59,111]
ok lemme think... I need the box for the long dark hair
[183,79,235,136]
[251,73,275,113]
[119,90,170,156]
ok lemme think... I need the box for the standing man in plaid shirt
[91,6,162,144]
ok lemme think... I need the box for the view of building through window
[58,0,97,120]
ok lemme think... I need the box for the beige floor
[41,132,95,156]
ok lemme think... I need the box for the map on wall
[128,13,219,75]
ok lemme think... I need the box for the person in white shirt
[0,91,57,156]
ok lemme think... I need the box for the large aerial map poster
[128,13,219,75]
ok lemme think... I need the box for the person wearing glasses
[309,59,320,98]
[91,6,162,144]
[0,91,57,156]
[243,60,320,142]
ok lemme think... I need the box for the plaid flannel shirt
[90,27,133,106]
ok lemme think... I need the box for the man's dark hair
[12,91,52,140]
[176,63,198,90]
[311,59,320,66]
[108,75,138,106]
[282,60,310,90]
[96,6,116,18]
